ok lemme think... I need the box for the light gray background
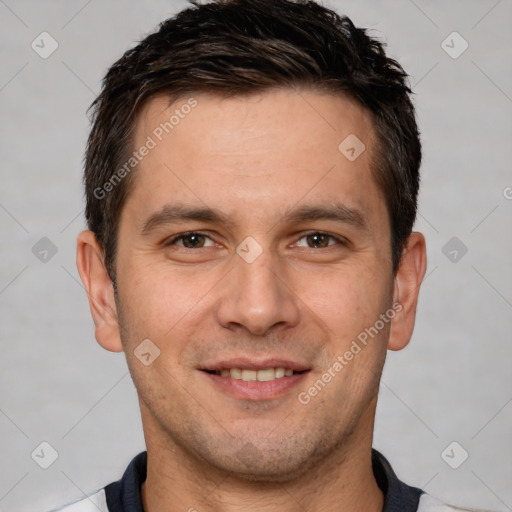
[0,0,511,510]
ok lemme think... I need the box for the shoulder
[418,494,491,512]
[49,451,147,512]
[48,488,108,512]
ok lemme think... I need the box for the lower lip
[201,371,310,401]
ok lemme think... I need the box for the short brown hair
[84,0,421,280]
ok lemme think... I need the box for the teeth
[275,367,285,378]
[257,368,275,381]
[230,368,242,379]
[217,367,294,381]
[241,370,257,382]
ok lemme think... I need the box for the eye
[166,232,215,249]
[164,231,345,251]
[295,232,344,249]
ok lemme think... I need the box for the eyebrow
[282,203,367,231]
[139,201,368,236]
[140,205,234,236]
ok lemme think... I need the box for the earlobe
[387,232,427,351]
[76,230,124,352]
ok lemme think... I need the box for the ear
[76,230,123,352]
[387,232,427,351]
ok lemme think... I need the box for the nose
[215,245,301,336]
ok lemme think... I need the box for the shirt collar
[372,449,424,511]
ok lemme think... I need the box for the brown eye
[296,232,341,249]
[306,233,330,248]
[167,232,213,248]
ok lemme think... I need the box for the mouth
[199,360,311,401]
[202,367,307,381]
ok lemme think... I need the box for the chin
[199,437,333,484]
[220,458,313,483]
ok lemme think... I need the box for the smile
[207,367,299,381]
[201,364,310,401]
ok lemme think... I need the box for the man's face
[113,89,396,479]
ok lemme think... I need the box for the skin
[77,88,426,512]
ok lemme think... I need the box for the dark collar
[372,449,424,511]
[105,449,423,511]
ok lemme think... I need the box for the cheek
[294,265,391,344]
[117,258,219,343]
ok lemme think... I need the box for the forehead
[124,88,385,231]
[135,88,375,165]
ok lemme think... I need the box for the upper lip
[199,358,310,372]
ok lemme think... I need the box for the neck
[140,402,384,512]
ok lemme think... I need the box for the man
[58,0,475,510]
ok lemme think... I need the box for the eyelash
[165,231,346,249]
